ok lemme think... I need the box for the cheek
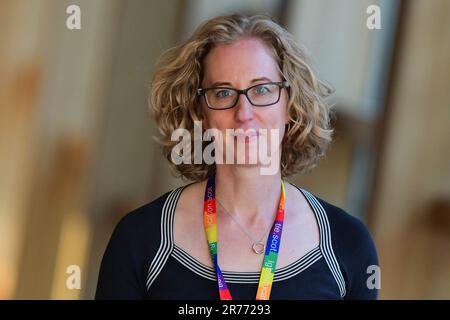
[263,103,289,129]
[202,109,234,130]
[201,103,214,128]
[281,93,290,123]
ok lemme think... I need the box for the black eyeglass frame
[197,81,290,110]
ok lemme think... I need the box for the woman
[96,14,378,300]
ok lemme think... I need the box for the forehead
[202,38,280,85]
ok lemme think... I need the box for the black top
[95,184,379,300]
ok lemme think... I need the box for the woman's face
[200,37,289,166]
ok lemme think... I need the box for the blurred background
[0,0,449,299]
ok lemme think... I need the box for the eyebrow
[209,77,275,88]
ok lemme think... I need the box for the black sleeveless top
[95,184,379,300]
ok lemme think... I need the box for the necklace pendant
[252,242,265,255]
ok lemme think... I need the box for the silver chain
[216,198,274,244]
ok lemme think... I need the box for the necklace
[216,198,274,255]
[203,175,286,300]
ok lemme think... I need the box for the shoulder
[315,196,376,254]
[312,194,379,299]
[96,186,186,299]
[101,190,173,268]
[112,186,184,247]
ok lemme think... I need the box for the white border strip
[146,187,183,290]
[298,188,347,298]
[172,245,322,284]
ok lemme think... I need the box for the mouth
[233,131,261,144]
[233,129,261,137]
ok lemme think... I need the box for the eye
[254,85,271,95]
[215,89,233,99]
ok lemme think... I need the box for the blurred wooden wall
[0,0,52,299]
[0,0,123,299]
[370,0,450,299]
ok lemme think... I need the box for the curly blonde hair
[150,14,334,181]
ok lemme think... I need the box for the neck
[214,165,283,224]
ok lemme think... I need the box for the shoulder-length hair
[150,14,334,181]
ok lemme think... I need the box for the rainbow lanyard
[203,176,286,300]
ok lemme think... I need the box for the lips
[235,133,259,139]
[233,130,261,145]
[233,130,261,139]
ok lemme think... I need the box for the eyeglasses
[197,81,289,110]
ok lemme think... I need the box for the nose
[235,93,254,123]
